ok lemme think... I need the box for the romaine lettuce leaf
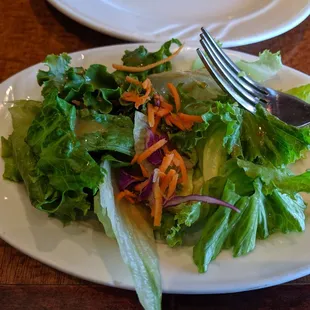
[97,161,162,310]
[286,84,310,104]
[193,180,241,273]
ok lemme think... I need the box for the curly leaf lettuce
[76,109,134,156]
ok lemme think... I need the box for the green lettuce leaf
[1,136,22,182]
[37,53,72,97]
[76,109,134,156]
[37,54,121,113]
[113,39,182,85]
[161,202,202,247]
[94,190,115,239]
[235,50,282,83]
[237,159,310,194]
[2,100,63,213]
[98,161,162,310]
[26,91,104,194]
[286,84,310,104]
[193,180,241,273]
[191,49,281,83]
[241,105,310,166]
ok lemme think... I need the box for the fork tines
[198,28,267,113]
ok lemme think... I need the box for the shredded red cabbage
[164,195,240,212]
[139,177,153,201]
[118,169,139,191]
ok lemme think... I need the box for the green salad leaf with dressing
[2,39,310,310]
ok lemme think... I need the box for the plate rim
[1,43,310,294]
[46,0,310,47]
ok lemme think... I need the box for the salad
[2,39,310,310]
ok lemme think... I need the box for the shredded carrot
[163,145,170,154]
[172,150,188,184]
[153,178,163,226]
[167,83,181,112]
[182,120,194,130]
[131,153,139,165]
[134,179,150,192]
[125,76,141,85]
[121,78,153,109]
[165,115,173,126]
[156,107,171,117]
[137,139,167,164]
[112,45,183,72]
[160,169,176,193]
[172,156,180,166]
[151,115,161,133]
[124,190,136,198]
[140,163,150,178]
[124,196,135,204]
[168,114,185,130]
[142,78,151,90]
[159,153,174,173]
[178,113,203,123]
[116,190,136,203]
[160,101,173,111]
[167,173,179,198]
[116,191,127,202]
[147,104,155,127]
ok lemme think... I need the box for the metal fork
[197,28,310,127]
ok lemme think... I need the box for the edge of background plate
[47,0,310,47]
[1,43,310,294]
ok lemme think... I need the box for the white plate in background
[47,0,310,47]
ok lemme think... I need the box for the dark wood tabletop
[1,1,310,309]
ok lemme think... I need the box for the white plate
[47,0,310,47]
[1,43,310,294]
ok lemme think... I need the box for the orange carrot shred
[134,179,150,192]
[167,173,179,198]
[167,83,181,112]
[160,100,173,111]
[147,104,155,127]
[156,107,171,117]
[172,150,188,184]
[160,169,176,194]
[112,45,183,72]
[153,178,163,226]
[124,196,135,204]
[163,145,170,154]
[123,190,136,198]
[159,153,174,173]
[178,113,203,123]
[169,114,185,130]
[131,153,139,165]
[151,115,161,133]
[140,163,150,178]
[172,156,180,166]
[165,115,173,126]
[137,139,167,164]
[116,191,127,202]
[125,76,142,85]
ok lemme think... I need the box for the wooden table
[1,1,310,309]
